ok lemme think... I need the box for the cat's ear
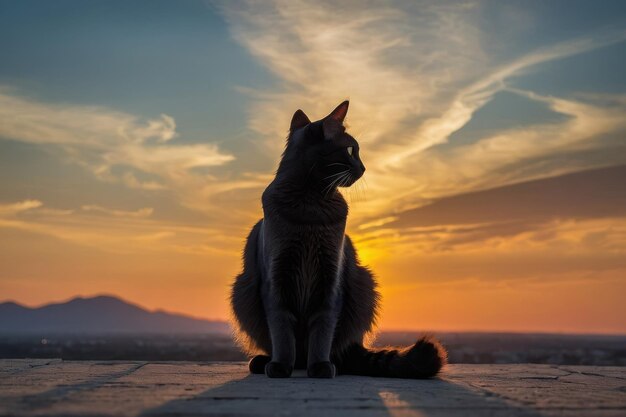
[326,100,349,123]
[290,109,311,131]
[323,100,349,139]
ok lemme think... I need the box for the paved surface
[1,360,624,416]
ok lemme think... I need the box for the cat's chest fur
[260,185,347,314]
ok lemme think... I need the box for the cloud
[0,200,43,215]
[0,87,236,207]
[389,89,626,203]
[3,0,626,275]
[353,165,626,257]
[382,29,626,165]
[0,199,242,256]
[221,0,487,153]
[120,172,166,191]
[0,83,265,252]
[81,205,154,218]
[0,89,178,146]
[220,0,626,224]
[391,165,626,229]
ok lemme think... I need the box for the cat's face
[284,101,366,191]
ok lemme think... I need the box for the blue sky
[0,1,273,142]
[1,0,625,332]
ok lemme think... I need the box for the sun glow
[1,1,625,334]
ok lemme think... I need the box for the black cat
[230,101,446,378]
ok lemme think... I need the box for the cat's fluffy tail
[339,336,447,379]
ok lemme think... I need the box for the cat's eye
[347,146,353,157]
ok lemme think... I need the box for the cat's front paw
[265,361,293,378]
[307,361,336,378]
[249,355,271,374]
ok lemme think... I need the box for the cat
[230,100,446,378]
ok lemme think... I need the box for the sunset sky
[1,0,626,334]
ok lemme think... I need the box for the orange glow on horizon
[1,1,626,337]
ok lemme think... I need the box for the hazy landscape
[1,296,623,365]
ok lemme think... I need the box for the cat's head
[278,100,365,192]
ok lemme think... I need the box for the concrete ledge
[1,360,624,416]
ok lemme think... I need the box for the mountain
[0,295,231,334]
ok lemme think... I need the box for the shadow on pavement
[141,370,546,417]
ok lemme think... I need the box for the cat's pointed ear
[326,100,349,124]
[323,100,349,139]
[290,109,311,131]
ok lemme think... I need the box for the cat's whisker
[331,172,351,195]
[334,174,349,199]
[348,183,357,203]
[353,177,368,202]
[335,171,348,186]
[362,177,370,191]
[350,179,362,203]
[322,170,350,181]
[322,173,345,197]
[324,182,340,198]
[322,174,349,197]
[347,178,364,203]
[338,173,352,192]
[356,180,367,202]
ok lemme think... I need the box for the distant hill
[0,295,231,334]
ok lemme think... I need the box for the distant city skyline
[1,0,626,334]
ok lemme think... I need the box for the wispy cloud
[222,0,486,153]
[0,88,178,146]
[0,87,236,203]
[220,0,626,223]
[383,29,626,165]
[395,88,626,202]
[0,199,242,256]
[81,205,154,218]
[0,199,43,215]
